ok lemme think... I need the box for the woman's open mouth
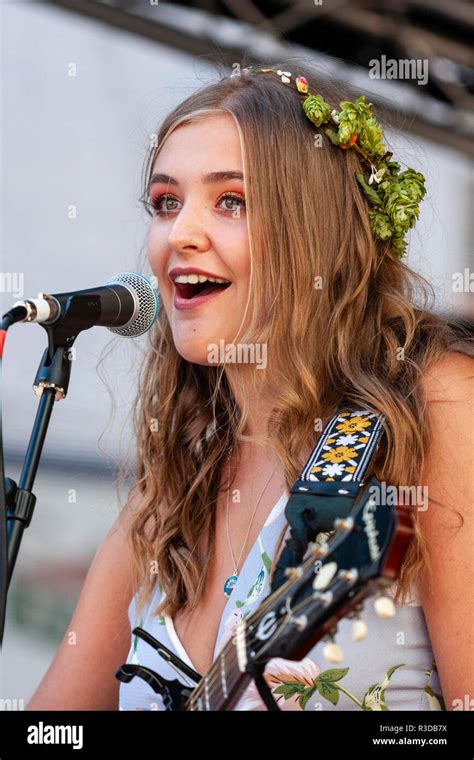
[173,280,232,310]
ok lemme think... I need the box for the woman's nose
[167,203,210,254]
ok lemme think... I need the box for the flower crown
[232,66,427,260]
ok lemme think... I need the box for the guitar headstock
[234,476,413,671]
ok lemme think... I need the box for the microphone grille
[105,272,159,337]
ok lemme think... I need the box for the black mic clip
[33,294,102,400]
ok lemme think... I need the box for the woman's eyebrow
[147,170,244,192]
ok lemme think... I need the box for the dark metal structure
[34,0,474,154]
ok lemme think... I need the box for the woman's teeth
[174,274,230,284]
[173,275,232,301]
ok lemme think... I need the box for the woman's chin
[174,339,229,367]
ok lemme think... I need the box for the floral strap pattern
[300,408,386,483]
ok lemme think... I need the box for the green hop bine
[234,66,427,260]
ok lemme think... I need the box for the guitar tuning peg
[323,641,344,664]
[352,618,368,641]
[290,614,308,631]
[284,565,304,581]
[333,516,354,532]
[322,627,343,663]
[374,595,396,619]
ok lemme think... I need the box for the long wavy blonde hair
[119,60,473,622]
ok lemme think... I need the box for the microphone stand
[1,295,100,642]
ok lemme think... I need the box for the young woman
[26,62,473,712]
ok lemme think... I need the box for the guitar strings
[186,575,297,708]
[187,611,291,709]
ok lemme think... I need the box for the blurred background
[0,0,472,707]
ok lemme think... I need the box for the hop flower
[337,96,373,144]
[385,175,425,234]
[358,115,386,160]
[369,209,393,240]
[386,160,401,176]
[359,159,426,259]
[390,236,407,260]
[398,169,427,203]
[302,94,331,127]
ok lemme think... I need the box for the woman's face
[147,113,250,365]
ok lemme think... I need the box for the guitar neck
[185,642,252,711]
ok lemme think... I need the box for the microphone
[10,272,159,337]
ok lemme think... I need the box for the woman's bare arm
[25,498,138,711]
[418,353,474,710]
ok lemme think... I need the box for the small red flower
[340,132,358,149]
[295,76,309,94]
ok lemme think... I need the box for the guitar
[116,475,413,710]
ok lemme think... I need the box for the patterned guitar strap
[247,406,386,711]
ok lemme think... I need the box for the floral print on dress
[361,664,405,710]
[237,657,428,712]
[214,547,415,711]
[236,659,415,711]
[215,536,271,655]
[235,536,271,608]
[236,658,321,710]
[423,661,446,710]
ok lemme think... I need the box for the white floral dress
[119,491,445,712]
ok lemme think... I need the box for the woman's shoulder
[420,350,473,402]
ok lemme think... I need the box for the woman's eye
[148,194,180,215]
[146,192,245,217]
[218,193,246,213]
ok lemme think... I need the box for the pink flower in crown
[235,656,321,711]
[295,76,309,94]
